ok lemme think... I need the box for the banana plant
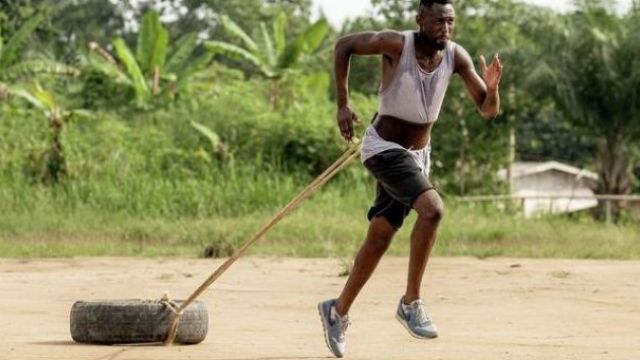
[87,10,213,107]
[0,12,79,81]
[205,14,330,108]
[6,83,91,183]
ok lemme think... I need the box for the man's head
[417,0,455,50]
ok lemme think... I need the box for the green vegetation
[2,190,638,259]
[1,0,639,259]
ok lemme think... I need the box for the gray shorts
[363,149,435,230]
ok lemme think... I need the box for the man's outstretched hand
[337,105,359,142]
[480,54,503,92]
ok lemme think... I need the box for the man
[318,0,503,357]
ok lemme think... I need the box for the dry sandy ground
[0,257,638,360]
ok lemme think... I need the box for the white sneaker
[395,297,438,339]
[318,299,350,357]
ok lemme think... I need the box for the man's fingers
[338,118,353,141]
[479,54,487,72]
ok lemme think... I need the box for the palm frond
[191,121,221,153]
[259,22,276,67]
[278,19,329,69]
[137,11,168,74]
[219,15,258,53]
[298,19,330,53]
[113,37,150,102]
[165,33,198,73]
[151,26,169,73]
[30,83,57,112]
[173,51,214,92]
[0,12,45,68]
[273,13,287,58]
[205,41,274,77]
[86,52,133,86]
[4,60,80,79]
[5,85,47,112]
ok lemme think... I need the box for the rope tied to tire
[162,141,361,345]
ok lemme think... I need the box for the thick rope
[163,142,361,345]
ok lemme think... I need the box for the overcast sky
[311,0,634,27]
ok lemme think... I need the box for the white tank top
[378,31,456,124]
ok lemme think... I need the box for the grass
[3,96,637,260]
[1,174,639,259]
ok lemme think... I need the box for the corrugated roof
[498,161,599,181]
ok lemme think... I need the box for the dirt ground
[1,257,638,360]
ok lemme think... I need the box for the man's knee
[366,217,396,254]
[368,235,392,254]
[413,190,444,224]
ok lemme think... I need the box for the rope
[163,142,361,345]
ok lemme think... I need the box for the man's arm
[454,44,503,119]
[334,31,404,141]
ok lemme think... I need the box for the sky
[311,0,634,27]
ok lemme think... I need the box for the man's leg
[405,189,443,303]
[318,216,396,357]
[394,189,443,339]
[334,216,397,316]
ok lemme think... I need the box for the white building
[498,161,599,217]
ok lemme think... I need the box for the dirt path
[1,257,638,360]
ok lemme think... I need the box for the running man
[318,0,503,357]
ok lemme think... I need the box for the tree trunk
[595,137,632,220]
[152,66,160,96]
[44,109,67,184]
[269,78,280,110]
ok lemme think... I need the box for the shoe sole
[395,313,439,340]
[318,303,344,358]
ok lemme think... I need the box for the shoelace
[411,300,431,326]
[334,315,351,341]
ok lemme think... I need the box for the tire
[70,299,208,345]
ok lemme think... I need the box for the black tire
[70,299,208,345]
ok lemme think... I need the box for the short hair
[419,0,453,8]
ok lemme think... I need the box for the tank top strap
[445,41,457,75]
[399,31,416,69]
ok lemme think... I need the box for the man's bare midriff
[373,114,433,149]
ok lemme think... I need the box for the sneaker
[318,299,350,358]
[395,297,438,339]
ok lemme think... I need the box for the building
[497,161,599,217]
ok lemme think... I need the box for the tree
[531,3,640,204]
[0,10,78,81]
[5,83,90,183]
[174,0,313,41]
[87,10,213,107]
[205,14,329,107]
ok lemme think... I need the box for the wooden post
[506,128,516,211]
[605,200,612,225]
[507,128,516,194]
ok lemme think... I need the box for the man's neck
[414,31,441,57]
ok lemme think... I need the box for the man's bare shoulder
[375,29,405,40]
[338,29,405,56]
[453,42,473,73]
[371,30,405,54]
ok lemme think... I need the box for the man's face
[417,3,456,50]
